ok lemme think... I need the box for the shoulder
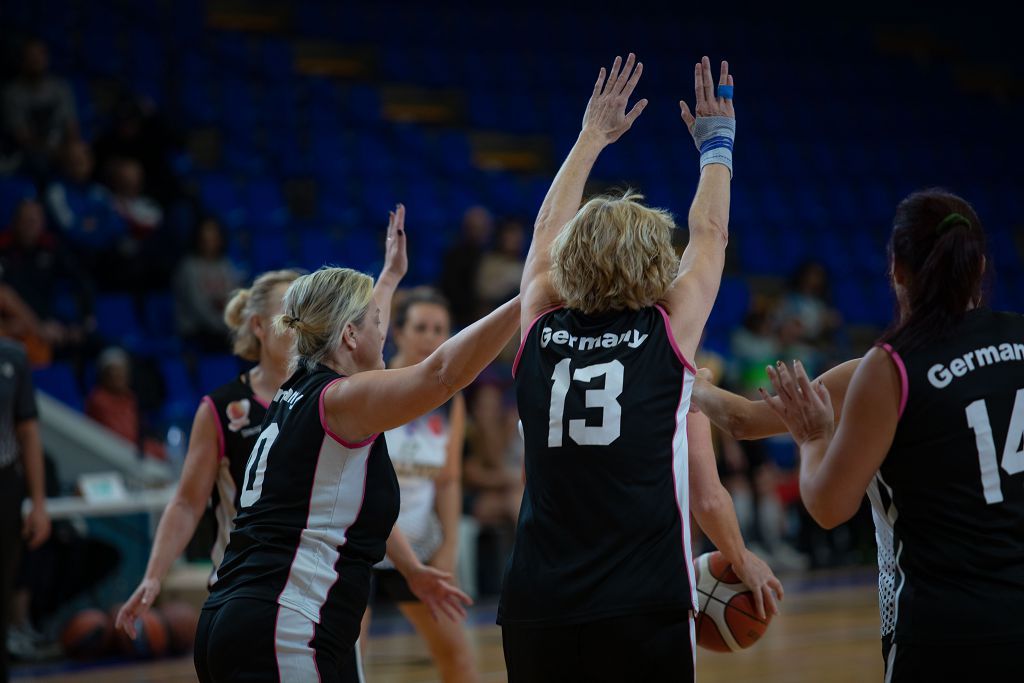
[0,338,28,364]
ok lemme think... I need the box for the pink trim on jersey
[880,344,909,419]
[201,395,227,461]
[512,305,563,378]
[319,377,379,448]
[252,393,270,409]
[654,304,698,374]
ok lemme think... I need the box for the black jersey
[498,305,697,626]
[871,308,1024,645]
[204,363,400,630]
[201,372,269,581]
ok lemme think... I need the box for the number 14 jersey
[498,306,697,626]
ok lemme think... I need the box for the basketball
[158,601,200,654]
[693,551,771,652]
[60,608,113,659]
[109,604,170,659]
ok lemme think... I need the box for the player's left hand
[760,360,835,446]
[23,501,51,549]
[407,564,472,622]
[381,203,408,281]
[732,549,784,621]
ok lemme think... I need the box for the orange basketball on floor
[158,601,199,654]
[693,551,771,652]
[110,605,170,659]
[60,608,114,659]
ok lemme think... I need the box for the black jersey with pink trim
[498,305,697,626]
[204,363,400,631]
[201,372,270,579]
[871,308,1024,645]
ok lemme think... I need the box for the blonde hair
[275,266,375,371]
[224,269,302,361]
[550,190,678,314]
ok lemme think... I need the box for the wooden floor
[15,575,883,683]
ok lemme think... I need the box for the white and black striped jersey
[873,308,1024,644]
[205,363,400,630]
[498,305,697,626]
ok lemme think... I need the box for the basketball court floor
[13,569,883,683]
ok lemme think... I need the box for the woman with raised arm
[117,209,409,639]
[191,247,521,680]
[759,190,1024,681]
[497,54,781,683]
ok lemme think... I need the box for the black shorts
[501,610,694,683]
[369,568,418,604]
[883,636,1024,682]
[194,597,364,683]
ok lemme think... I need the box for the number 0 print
[240,423,279,508]
[548,359,624,447]
[966,388,1024,505]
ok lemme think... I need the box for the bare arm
[688,411,782,619]
[431,393,465,574]
[520,54,648,332]
[663,57,736,360]
[116,402,220,636]
[386,525,470,622]
[373,204,408,334]
[763,355,898,529]
[328,296,521,441]
[694,358,861,440]
[16,420,50,549]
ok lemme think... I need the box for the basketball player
[359,288,479,683]
[192,263,521,682]
[116,207,406,638]
[757,190,1024,681]
[499,54,782,682]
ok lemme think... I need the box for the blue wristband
[691,117,736,177]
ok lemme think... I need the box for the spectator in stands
[172,216,242,353]
[93,93,182,205]
[0,199,95,365]
[778,261,842,348]
[107,157,163,237]
[0,335,50,683]
[439,205,493,328]
[0,39,78,179]
[85,347,166,460]
[475,217,525,310]
[44,140,124,254]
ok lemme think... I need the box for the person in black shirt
[0,337,50,683]
[761,189,1024,682]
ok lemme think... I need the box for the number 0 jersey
[498,305,697,626]
[872,308,1024,644]
[204,363,400,628]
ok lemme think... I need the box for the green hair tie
[936,213,971,234]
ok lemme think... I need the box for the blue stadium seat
[33,362,83,411]
[95,294,142,346]
[197,355,241,394]
[159,358,198,423]
[0,176,36,225]
[251,234,292,273]
[199,173,246,230]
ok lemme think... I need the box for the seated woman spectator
[85,347,166,460]
[172,216,243,353]
[778,261,842,348]
[475,217,525,310]
[107,157,163,236]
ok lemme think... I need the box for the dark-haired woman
[755,189,1024,682]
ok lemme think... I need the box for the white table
[22,487,174,520]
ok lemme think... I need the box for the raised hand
[680,56,735,136]
[381,203,408,282]
[581,53,648,145]
[760,360,835,446]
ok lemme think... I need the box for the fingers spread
[679,100,695,129]
[719,60,729,86]
[620,60,643,100]
[603,55,623,95]
[701,55,716,105]
[693,62,705,111]
[624,98,648,125]
[593,66,606,96]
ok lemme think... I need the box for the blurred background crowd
[0,0,1021,660]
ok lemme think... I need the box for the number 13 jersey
[498,305,697,626]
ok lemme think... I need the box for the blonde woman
[360,288,479,683]
[497,55,781,682]
[116,209,406,639]
[193,252,521,679]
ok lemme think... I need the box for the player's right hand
[580,53,647,146]
[406,564,472,623]
[680,56,735,135]
[732,550,784,621]
[115,578,161,638]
